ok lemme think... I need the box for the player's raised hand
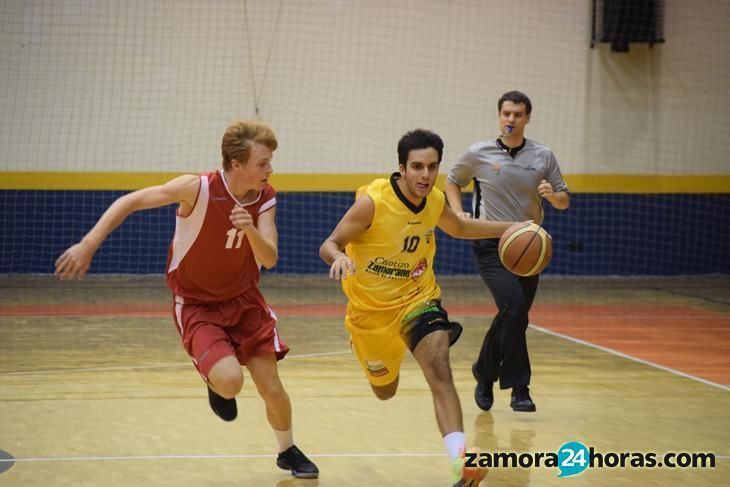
[230,206,254,229]
[55,241,95,280]
[329,255,356,280]
[538,179,554,199]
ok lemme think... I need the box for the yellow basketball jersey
[343,173,444,312]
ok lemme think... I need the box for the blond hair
[221,120,278,170]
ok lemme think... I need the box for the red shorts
[171,287,289,380]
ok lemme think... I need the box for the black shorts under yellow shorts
[345,300,462,386]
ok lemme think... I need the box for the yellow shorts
[345,304,408,387]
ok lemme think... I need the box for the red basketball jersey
[166,170,276,302]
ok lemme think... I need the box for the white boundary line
[529,324,730,392]
[0,351,351,377]
[0,452,446,463]
[1,452,727,464]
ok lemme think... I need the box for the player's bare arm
[231,205,278,269]
[319,194,374,280]
[538,179,570,210]
[55,174,200,280]
[437,204,515,240]
[444,180,471,219]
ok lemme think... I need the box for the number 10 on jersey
[402,236,420,253]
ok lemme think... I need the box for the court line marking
[529,324,730,392]
[653,288,730,307]
[5,325,728,391]
[0,351,351,377]
[0,452,446,463]
[1,452,727,463]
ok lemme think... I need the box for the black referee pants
[472,238,539,390]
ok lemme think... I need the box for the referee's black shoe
[510,386,537,412]
[472,363,494,412]
[207,385,237,421]
[276,445,319,479]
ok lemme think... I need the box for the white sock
[273,428,294,453]
[443,431,466,461]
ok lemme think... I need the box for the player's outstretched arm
[55,174,200,280]
[437,204,516,240]
[319,194,374,280]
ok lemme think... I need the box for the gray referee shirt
[447,138,569,225]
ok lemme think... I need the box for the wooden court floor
[1,275,728,486]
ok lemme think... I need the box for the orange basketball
[498,222,553,277]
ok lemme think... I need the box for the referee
[445,91,570,412]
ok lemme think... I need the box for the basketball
[498,222,553,277]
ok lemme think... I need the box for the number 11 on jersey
[225,228,245,249]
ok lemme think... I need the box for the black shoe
[207,385,237,421]
[510,386,536,412]
[276,445,319,479]
[472,363,494,412]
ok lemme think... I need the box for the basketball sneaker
[452,448,488,486]
[276,445,319,479]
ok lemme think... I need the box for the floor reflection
[473,412,535,486]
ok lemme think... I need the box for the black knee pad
[400,300,463,352]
